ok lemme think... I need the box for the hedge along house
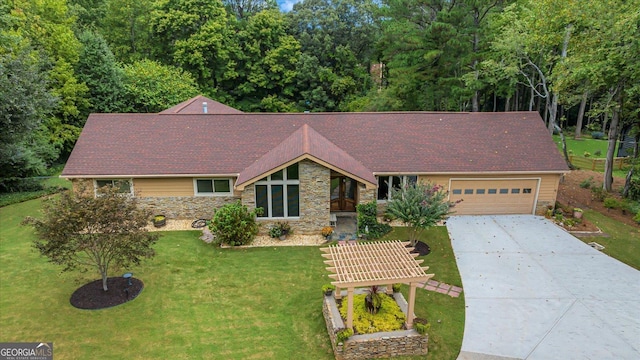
[61,96,568,234]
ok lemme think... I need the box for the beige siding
[133,178,195,197]
[417,173,562,215]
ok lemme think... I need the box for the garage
[448,178,539,215]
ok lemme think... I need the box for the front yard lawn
[576,210,640,270]
[0,199,464,359]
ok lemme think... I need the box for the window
[195,179,232,195]
[499,188,509,194]
[488,189,497,194]
[376,175,417,200]
[95,179,132,194]
[523,188,532,194]
[511,188,521,194]
[452,189,462,195]
[476,189,485,194]
[464,189,473,195]
[255,164,299,218]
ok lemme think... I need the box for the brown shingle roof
[236,124,376,188]
[61,112,568,179]
[159,95,243,114]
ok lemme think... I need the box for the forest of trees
[1,0,639,192]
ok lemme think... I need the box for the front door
[330,176,357,212]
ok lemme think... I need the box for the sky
[278,0,303,12]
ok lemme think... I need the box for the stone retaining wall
[322,293,429,360]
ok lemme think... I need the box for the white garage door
[449,178,539,215]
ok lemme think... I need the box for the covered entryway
[449,178,539,215]
[330,174,357,212]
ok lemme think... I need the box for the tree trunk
[493,92,497,112]
[602,113,609,134]
[622,131,640,197]
[505,95,510,111]
[604,97,621,191]
[548,92,559,133]
[575,91,588,139]
[529,85,535,111]
[102,270,109,291]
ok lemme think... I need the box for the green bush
[603,197,621,209]
[209,201,262,246]
[579,177,594,189]
[268,221,291,238]
[634,212,640,224]
[593,150,602,157]
[591,186,607,201]
[583,151,591,158]
[338,294,406,334]
[413,318,430,335]
[392,283,402,293]
[627,178,640,201]
[356,201,391,239]
[336,328,353,343]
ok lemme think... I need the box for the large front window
[95,179,132,195]
[376,175,417,200]
[255,164,299,218]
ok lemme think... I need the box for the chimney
[202,102,208,114]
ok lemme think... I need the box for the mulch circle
[70,277,143,310]
[408,241,431,256]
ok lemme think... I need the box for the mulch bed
[409,241,431,256]
[70,277,143,310]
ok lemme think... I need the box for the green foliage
[321,283,335,295]
[75,30,127,114]
[626,178,640,201]
[23,184,159,291]
[209,201,262,246]
[579,177,594,189]
[583,151,591,158]
[591,186,607,202]
[268,221,291,238]
[591,132,604,140]
[356,201,391,239]
[392,283,402,293]
[365,285,384,314]
[634,212,640,224]
[100,0,154,62]
[603,197,621,209]
[122,60,200,113]
[593,150,602,157]
[338,294,406,335]
[335,328,353,343]
[385,182,453,245]
[413,318,430,335]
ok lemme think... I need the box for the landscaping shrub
[209,201,262,246]
[583,151,591,158]
[591,131,604,139]
[634,212,640,224]
[413,318,430,335]
[579,176,594,189]
[591,186,606,201]
[338,294,406,334]
[603,197,621,209]
[593,150,602,157]
[336,328,353,343]
[356,201,391,239]
[627,178,640,201]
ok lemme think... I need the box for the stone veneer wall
[322,293,429,360]
[241,159,330,235]
[136,196,240,219]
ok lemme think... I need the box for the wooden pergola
[321,241,434,330]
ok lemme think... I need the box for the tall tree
[100,0,154,62]
[75,30,127,114]
[223,0,277,20]
[122,59,200,113]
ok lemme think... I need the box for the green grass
[0,200,464,359]
[576,210,640,270]
[0,166,72,207]
[553,135,628,177]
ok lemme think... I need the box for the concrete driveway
[446,215,640,360]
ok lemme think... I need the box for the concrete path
[447,215,640,360]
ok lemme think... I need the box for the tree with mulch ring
[23,184,159,296]
[71,277,144,309]
[409,241,431,256]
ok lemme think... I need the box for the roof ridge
[302,124,310,154]
[173,95,202,114]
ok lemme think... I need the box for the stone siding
[242,159,331,235]
[137,196,240,219]
[322,294,429,360]
[358,187,376,204]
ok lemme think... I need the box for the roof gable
[235,124,376,189]
[159,95,243,114]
